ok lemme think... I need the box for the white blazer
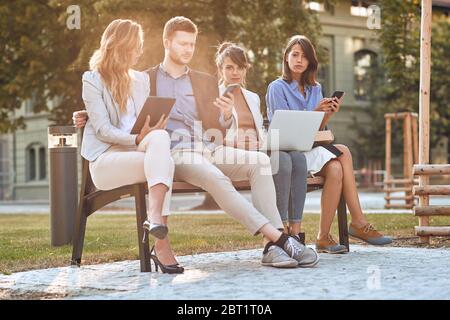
[219,84,265,145]
[81,69,150,162]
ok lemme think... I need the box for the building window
[351,0,372,17]
[354,49,377,100]
[27,147,36,181]
[26,143,46,181]
[307,1,325,12]
[24,92,37,114]
[317,47,331,97]
[39,147,46,180]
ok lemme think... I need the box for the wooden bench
[72,158,349,273]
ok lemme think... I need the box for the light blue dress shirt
[265,78,323,121]
[156,64,231,150]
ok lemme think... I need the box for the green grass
[0,213,449,274]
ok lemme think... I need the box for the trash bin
[48,126,78,246]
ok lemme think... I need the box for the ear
[163,38,170,50]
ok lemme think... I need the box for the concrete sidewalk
[1,245,449,300]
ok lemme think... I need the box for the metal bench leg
[135,184,151,272]
[337,194,350,252]
[71,199,87,266]
[72,158,89,266]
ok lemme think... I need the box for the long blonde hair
[89,19,143,113]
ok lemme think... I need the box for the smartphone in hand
[222,84,240,97]
[331,90,345,99]
[329,91,344,113]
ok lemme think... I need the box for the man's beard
[169,51,190,66]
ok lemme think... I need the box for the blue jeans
[270,151,307,224]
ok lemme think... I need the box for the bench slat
[172,176,325,193]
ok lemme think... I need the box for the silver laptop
[262,110,324,151]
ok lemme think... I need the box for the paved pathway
[1,245,449,300]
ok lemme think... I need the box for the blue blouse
[266,78,323,121]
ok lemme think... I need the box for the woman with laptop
[80,19,183,273]
[266,35,392,252]
[215,42,310,249]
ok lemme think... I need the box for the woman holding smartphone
[81,19,183,273]
[266,35,392,252]
[215,42,310,248]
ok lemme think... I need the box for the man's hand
[135,114,168,145]
[214,93,234,121]
[73,110,88,128]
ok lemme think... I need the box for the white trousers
[171,145,283,235]
[89,130,174,215]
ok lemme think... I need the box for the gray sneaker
[283,236,320,268]
[261,244,298,268]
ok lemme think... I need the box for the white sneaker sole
[316,247,348,254]
[298,249,320,268]
[349,234,392,246]
[261,260,298,268]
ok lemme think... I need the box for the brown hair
[282,35,318,87]
[215,42,250,86]
[163,16,198,40]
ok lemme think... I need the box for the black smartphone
[222,84,240,97]
[331,91,345,99]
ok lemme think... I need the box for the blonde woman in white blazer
[81,19,183,273]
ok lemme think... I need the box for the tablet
[130,96,176,134]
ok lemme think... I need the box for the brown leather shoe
[315,234,347,254]
[349,223,392,245]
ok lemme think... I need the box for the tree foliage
[352,0,449,162]
[0,0,327,133]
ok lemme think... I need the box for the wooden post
[385,117,392,208]
[403,114,408,183]
[412,114,419,164]
[405,113,414,206]
[418,0,432,243]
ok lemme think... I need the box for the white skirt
[304,145,342,176]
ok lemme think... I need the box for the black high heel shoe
[149,246,184,274]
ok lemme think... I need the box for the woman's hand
[328,96,344,113]
[314,98,334,112]
[73,110,88,128]
[214,93,235,121]
[316,95,344,129]
[135,114,168,145]
[314,95,344,114]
